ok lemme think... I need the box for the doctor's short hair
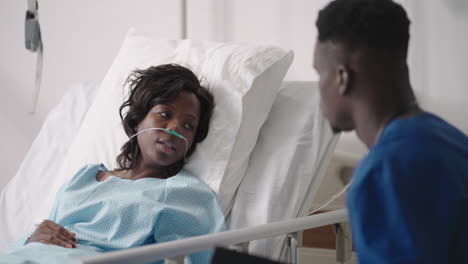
[316,0,410,59]
[116,64,214,174]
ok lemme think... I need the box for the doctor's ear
[337,65,351,96]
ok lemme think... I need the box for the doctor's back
[347,112,468,263]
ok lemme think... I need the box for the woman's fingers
[38,238,73,248]
[52,231,77,248]
[36,231,76,248]
[46,220,75,240]
[44,220,76,242]
[37,234,72,248]
[28,220,77,248]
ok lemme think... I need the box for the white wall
[408,0,468,134]
[0,0,183,190]
[187,0,331,81]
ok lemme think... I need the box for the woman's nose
[166,120,182,133]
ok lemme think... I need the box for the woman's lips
[157,140,177,154]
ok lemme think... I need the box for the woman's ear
[133,121,141,133]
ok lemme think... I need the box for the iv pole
[25,0,43,114]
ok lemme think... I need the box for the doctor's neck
[352,63,422,149]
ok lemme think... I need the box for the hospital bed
[0,30,352,263]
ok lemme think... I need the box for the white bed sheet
[229,81,337,259]
[0,82,99,250]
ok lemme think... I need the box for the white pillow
[0,81,99,251]
[26,28,294,233]
[229,81,338,259]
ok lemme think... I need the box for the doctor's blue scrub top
[4,164,225,264]
[347,112,468,264]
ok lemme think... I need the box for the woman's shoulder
[66,163,107,186]
[167,170,216,195]
[76,163,107,177]
[79,163,106,172]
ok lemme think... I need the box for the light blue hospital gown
[1,164,225,264]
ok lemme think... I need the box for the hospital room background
[1,0,467,263]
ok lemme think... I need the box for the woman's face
[136,91,201,168]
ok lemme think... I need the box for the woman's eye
[184,123,194,130]
[159,112,169,118]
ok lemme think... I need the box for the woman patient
[2,64,225,263]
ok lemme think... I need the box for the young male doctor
[313,0,468,263]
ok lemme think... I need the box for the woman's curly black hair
[316,0,410,58]
[116,64,214,176]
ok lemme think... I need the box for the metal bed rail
[79,209,348,264]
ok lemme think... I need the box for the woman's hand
[26,220,77,248]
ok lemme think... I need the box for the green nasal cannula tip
[165,129,184,139]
